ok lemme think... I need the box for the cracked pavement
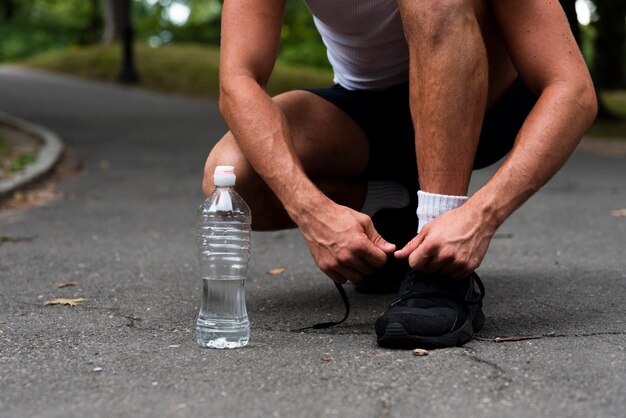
[0,68,625,417]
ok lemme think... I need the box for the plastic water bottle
[196,165,252,349]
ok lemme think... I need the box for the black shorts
[305,78,537,188]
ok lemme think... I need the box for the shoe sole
[377,309,486,350]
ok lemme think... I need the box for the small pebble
[411,348,429,357]
[93,367,103,372]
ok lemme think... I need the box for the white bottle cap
[213,165,236,186]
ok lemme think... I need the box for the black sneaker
[355,192,418,294]
[375,270,485,349]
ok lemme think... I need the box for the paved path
[0,68,624,418]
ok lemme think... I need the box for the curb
[0,112,64,198]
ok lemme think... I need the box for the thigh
[273,90,370,178]
[306,83,418,188]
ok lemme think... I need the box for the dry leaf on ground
[44,298,88,307]
[321,355,334,361]
[411,348,429,356]
[0,235,37,245]
[610,209,626,217]
[55,281,78,288]
[267,268,285,275]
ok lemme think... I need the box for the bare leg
[204,90,369,230]
[396,0,516,195]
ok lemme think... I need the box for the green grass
[0,135,8,154]
[0,135,38,178]
[21,43,333,98]
[10,154,37,172]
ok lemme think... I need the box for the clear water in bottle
[196,165,251,349]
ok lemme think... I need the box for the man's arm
[396,0,597,277]
[217,0,393,284]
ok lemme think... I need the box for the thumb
[394,233,423,259]
[362,218,395,253]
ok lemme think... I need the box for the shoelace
[293,282,350,331]
[292,273,484,331]
[390,272,485,308]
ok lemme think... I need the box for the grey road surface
[0,68,624,418]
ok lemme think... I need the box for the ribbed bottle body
[196,187,251,349]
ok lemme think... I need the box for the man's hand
[395,201,496,279]
[299,202,396,284]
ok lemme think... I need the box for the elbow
[218,81,233,119]
[577,76,598,128]
[218,75,244,118]
[218,74,263,119]
[218,94,228,119]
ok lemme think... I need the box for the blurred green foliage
[10,153,37,172]
[0,135,8,154]
[1,0,622,84]
[132,0,329,67]
[0,0,329,68]
[132,0,222,48]
[0,0,99,61]
[280,1,329,68]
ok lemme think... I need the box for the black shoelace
[293,282,350,331]
[292,273,484,331]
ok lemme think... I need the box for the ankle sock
[416,190,468,233]
[360,181,410,217]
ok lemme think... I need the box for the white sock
[416,190,468,233]
[360,181,410,217]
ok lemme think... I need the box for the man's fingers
[357,239,388,268]
[336,265,364,284]
[421,257,443,274]
[408,242,433,271]
[395,233,424,259]
[351,256,377,275]
[338,241,382,273]
[361,217,395,253]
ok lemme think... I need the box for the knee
[203,132,255,198]
[400,0,478,46]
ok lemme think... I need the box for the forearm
[471,81,597,227]
[219,76,330,221]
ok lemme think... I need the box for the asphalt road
[0,68,624,418]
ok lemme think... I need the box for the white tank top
[303,0,409,90]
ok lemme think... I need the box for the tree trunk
[117,0,139,83]
[102,0,125,43]
[594,0,626,89]
[88,0,103,44]
[0,0,15,21]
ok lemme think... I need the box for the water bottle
[196,165,252,349]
